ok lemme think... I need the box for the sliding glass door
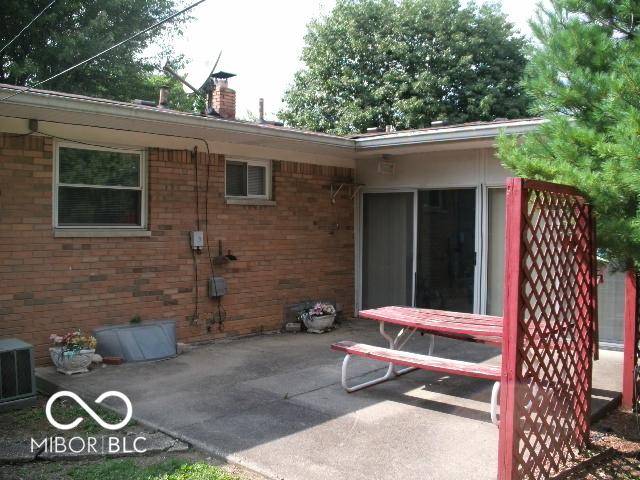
[415,189,477,313]
[486,188,506,316]
[361,192,415,309]
[359,185,507,315]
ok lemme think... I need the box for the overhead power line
[0,0,58,55]
[0,0,208,104]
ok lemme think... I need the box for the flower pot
[49,347,95,375]
[303,314,336,333]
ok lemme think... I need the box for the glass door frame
[356,183,503,315]
[478,184,507,315]
[413,186,482,314]
[355,187,418,313]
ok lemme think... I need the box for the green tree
[0,0,189,105]
[497,0,640,267]
[279,0,530,134]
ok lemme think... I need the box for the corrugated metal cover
[93,320,176,362]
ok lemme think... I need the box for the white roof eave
[353,119,546,151]
[0,85,544,152]
[0,85,355,149]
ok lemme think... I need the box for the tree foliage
[279,0,530,134]
[0,0,189,105]
[497,0,640,267]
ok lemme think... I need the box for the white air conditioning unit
[0,339,36,411]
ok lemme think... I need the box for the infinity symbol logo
[45,391,133,431]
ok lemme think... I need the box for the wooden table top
[358,306,503,347]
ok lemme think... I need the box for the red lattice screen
[622,271,640,411]
[498,178,597,480]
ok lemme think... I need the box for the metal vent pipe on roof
[158,86,170,108]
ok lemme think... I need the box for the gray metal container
[93,320,177,362]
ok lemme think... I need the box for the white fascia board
[354,119,546,151]
[0,86,546,153]
[0,86,354,149]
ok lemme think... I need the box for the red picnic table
[331,305,504,425]
[359,306,503,346]
[331,179,599,479]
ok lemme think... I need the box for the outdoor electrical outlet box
[208,277,226,298]
[190,231,204,251]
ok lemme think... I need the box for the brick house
[0,83,623,365]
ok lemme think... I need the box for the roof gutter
[354,119,546,151]
[0,85,545,151]
[0,85,355,149]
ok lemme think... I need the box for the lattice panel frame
[498,178,597,480]
[635,272,640,410]
[622,271,640,411]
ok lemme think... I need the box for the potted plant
[49,330,97,375]
[299,302,337,333]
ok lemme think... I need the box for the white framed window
[54,142,147,229]
[225,158,271,199]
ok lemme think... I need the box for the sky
[166,1,541,121]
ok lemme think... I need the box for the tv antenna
[163,50,235,116]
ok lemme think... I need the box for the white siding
[355,148,509,188]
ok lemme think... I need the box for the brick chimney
[213,78,236,120]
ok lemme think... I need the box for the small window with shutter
[54,142,146,228]
[225,158,271,199]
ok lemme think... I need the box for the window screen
[225,159,270,198]
[56,146,144,227]
[58,187,141,226]
[247,165,266,196]
[59,148,140,186]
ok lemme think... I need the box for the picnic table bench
[331,306,504,425]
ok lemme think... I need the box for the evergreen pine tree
[498,0,640,267]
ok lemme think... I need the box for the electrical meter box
[190,231,204,251]
[208,277,226,297]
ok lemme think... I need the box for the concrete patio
[37,319,623,480]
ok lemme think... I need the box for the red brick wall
[0,133,355,364]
